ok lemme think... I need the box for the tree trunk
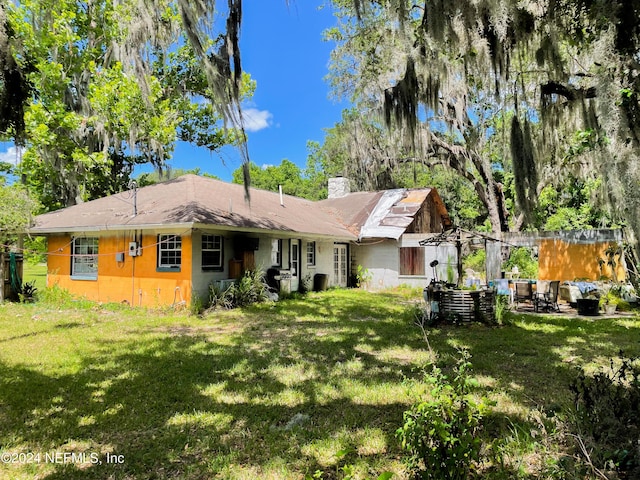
[428,133,509,232]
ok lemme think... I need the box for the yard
[1,286,639,479]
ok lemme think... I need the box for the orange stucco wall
[538,239,626,281]
[47,232,192,307]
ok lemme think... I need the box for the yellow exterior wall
[538,239,626,281]
[47,232,193,307]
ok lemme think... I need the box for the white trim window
[202,234,223,271]
[71,237,98,279]
[271,239,282,267]
[158,234,182,270]
[306,241,316,266]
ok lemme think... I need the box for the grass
[0,287,639,479]
[21,261,47,287]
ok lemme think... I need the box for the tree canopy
[0,0,249,210]
[325,0,639,240]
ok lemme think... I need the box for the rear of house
[29,175,453,306]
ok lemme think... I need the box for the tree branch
[541,81,597,101]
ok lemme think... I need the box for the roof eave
[28,222,195,235]
[29,222,357,242]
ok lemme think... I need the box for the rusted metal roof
[319,187,450,240]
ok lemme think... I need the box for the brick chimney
[328,177,350,199]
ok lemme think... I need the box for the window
[202,234,223,270]
[158,234,182,270]
[71,237,98,279]
[399,247,425,276]
[290,240,299,277]
[271,239,282,266]
[306,241,316,266]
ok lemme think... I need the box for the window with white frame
[71,237,98,279]
[202,234,223,270]
[306,241,316,266]
[157,234,182,270]
[271,239,282,266]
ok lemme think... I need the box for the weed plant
[207,269,271,310]
[570,353,640,477]
[397,350,493,479]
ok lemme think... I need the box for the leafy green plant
[504,247,538,279]
[494,294,511,325]
[397,350,492,479]
[233,269,269,307]
[446,255,456,285]
[569,354,640,477]
[18,280,37,303]
[354,264,372,288]
[208,270,271,309]
[208,282,236,310]
[463,250,486,273]
[189,293,205,315]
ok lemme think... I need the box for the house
[29,175,451,306]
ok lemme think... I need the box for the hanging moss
[384,58,419,138]
[511,116,538,224]
[0,7,31,144]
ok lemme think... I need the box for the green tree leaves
[2,0,249,211]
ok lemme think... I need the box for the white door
[333,244,348,287]
[290,240,300,291]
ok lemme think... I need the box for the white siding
[354,235,458,290]
[191,230,235,301]
[190,232,343,298]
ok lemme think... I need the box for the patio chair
[514,281,533,308]
[534,280,550,312]
[535,280,560,312]
[546,280,560,311]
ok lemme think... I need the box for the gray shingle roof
[30,174,450,240]
[30,175,356,239]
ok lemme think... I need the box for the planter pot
[603,303,617,315]
[577,298,600,316]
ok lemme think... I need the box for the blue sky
[0,1,346,183]
[186,1,346,181]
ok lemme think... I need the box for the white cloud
[0,146,23,165]
[261,163,274,170]
[241,108,273,132]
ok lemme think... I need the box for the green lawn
[0,288,639,479]
[22,262,47,287]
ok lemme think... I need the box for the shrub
[397,350,492,479]
[464,249,486,273]
[208,282,235,309]
[189,293,205,315]
[208,270,271,310]
[233,269,269,307]
[504,247,538,279]
[569,354,640,477]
